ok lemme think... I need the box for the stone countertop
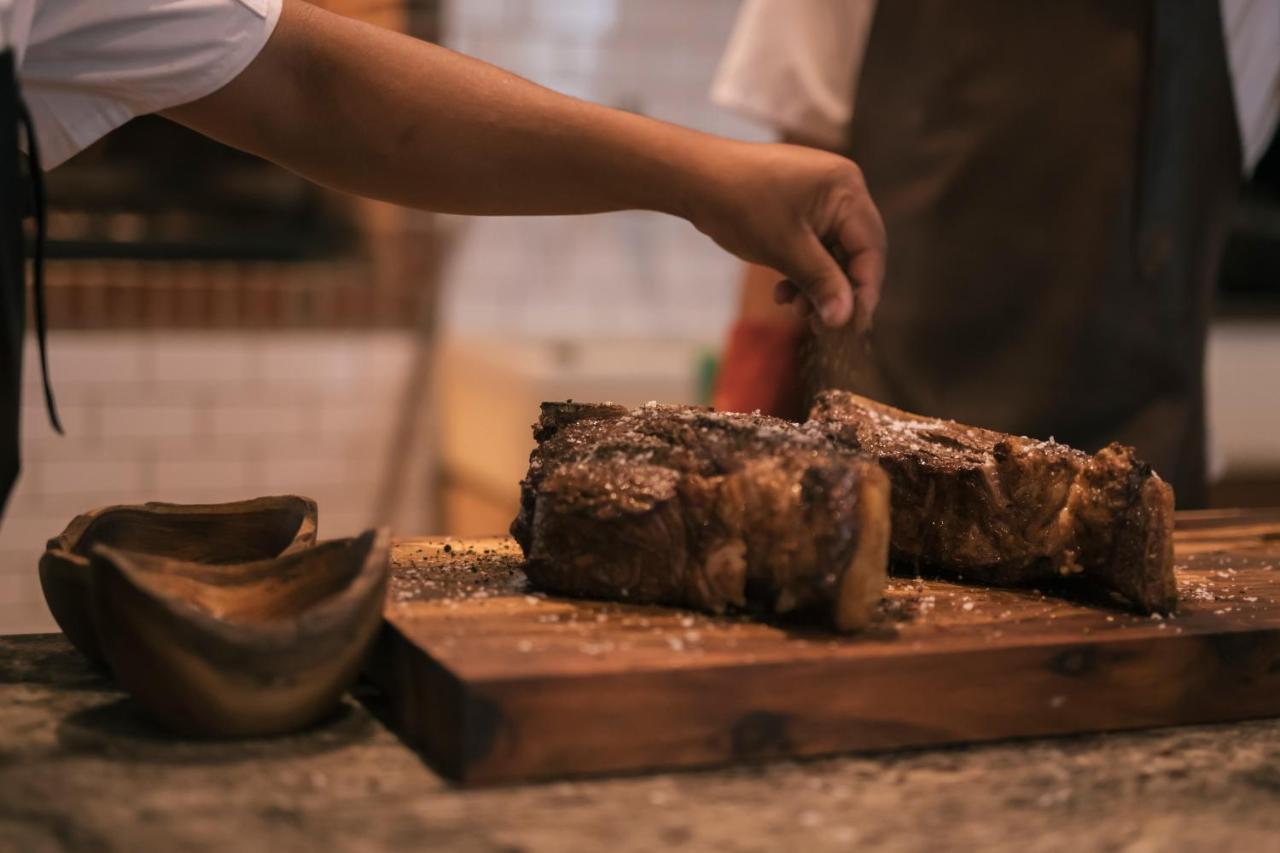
[3,634,1280,853]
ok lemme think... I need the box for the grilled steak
[809,391,1177,612]
[512,402,892,631]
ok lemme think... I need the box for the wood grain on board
[366,510,1280,785]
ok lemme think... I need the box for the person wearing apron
[713,0,1271,509]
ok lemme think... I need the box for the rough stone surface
[3,633,1280,852]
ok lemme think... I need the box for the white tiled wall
[439,0,768,340]
[0,331,425,635]
[1207,321,1280,475]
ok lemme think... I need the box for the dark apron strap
[0,47,62,519]
[1,49,23,515]
[16,89,61,435]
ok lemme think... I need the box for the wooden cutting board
[365,509,1280,785]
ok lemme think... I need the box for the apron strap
[14,84,61,434]
[0,48,22,515]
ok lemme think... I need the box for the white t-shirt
[713,0,1280,173]
[0,0,283,169]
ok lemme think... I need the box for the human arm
[163,0,883,327]
[707,1,878,411]
[713,124,865,415]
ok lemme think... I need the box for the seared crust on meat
[809,391,1176,613]
[512,402,891,631]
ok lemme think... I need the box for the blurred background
[1,0,1277,633]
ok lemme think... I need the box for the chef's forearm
[165,0,715,220]
[165,0,886,329]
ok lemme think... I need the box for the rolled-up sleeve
[20,0,283,168]
[711,0,877,148]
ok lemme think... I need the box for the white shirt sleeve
[19,0,283,169]
[713,0,1276,170]
[1220,0,1280,173]
[710,0,878,148]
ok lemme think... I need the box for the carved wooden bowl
[39,496,319,663]
[89,528,389,737]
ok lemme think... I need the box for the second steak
[810,391,1177,613]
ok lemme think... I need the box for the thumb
[781,232,854,327]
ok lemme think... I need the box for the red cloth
[712,320,805,420]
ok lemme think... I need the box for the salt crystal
[962,601,975,612]
[667,637,685,651]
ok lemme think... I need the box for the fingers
[780,232,856,327]
[778,185,886,329]
[846,248,883,335]
[717,149,886,330]
[774,282,813,317]
[836,197,887,333]
[775,242,881,331]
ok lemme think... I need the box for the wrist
[659,132,739,227]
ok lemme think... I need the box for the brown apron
[808,0,1241,507]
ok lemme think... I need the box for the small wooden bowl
[39,496,318,663]
[89,528,390,738]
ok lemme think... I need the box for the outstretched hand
[164,1,884,331]
[684,142,886,330]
